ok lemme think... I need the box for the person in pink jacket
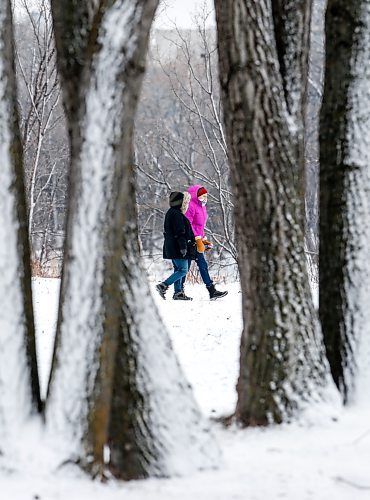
[185,185,228,300]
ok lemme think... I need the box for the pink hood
[185,185,208,238]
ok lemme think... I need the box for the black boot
[173,290,193,301]
[207,284,228,300]
[155,282,168,299]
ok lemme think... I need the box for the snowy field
[2,278,370,499]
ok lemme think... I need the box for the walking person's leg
[156,259,188,299]
[195,252,228,300]
[180,259,192,290]
[164,259,188,289]
[172,260,186,294]
[195,252,213,287]
[172,260,183,293]
[173,259,193,300]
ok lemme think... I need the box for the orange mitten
[202,238,212,246]
[195,238,205,253]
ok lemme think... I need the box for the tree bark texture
[47,0,218,478]
[271,0,311,122]
[215,0,335,424]
[0,0,41,448]
[107,167,219,478]
[46,0,160,475]
[320,0,370,403]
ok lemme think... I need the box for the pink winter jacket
[185,185,208,238]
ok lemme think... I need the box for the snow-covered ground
[2,278,370,499]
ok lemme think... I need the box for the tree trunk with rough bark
[46,0,218,478]
[320,0,370,403]
[107,166,219,478]
[215,0,336,424]
[0,0,41,450]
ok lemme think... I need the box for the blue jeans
[164,259,191,293]
[194,252,213,287]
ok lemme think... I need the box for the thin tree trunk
[320,0,370,402]
[215,0,336,424]
[0,0,41,448]
[28,120,44,237]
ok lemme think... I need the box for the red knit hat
[197,187,208,197]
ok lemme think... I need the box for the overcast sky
[13,0,215,29]
[154,0,215,29]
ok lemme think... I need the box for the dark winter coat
[163,206,197,260]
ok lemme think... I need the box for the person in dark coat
[156,191,196,300]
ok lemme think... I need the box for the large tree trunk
[46,0,218,478]
[108,165,219,478]
[0,0,41,449]
[320,0,370,403]
[215,0,336,424]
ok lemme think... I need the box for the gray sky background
[154,0,215,29]
[13,0,215,29]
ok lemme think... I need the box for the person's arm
[172,212,187,256]
[185,203,204,252]
[202,236,213,250]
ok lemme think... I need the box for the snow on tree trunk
[46,0,219,478]
[320,0,370,403]
[108,170,219,479]
[214,0,338,424]
[0,0,41,450]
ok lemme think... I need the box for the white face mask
[198,195,207,206]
